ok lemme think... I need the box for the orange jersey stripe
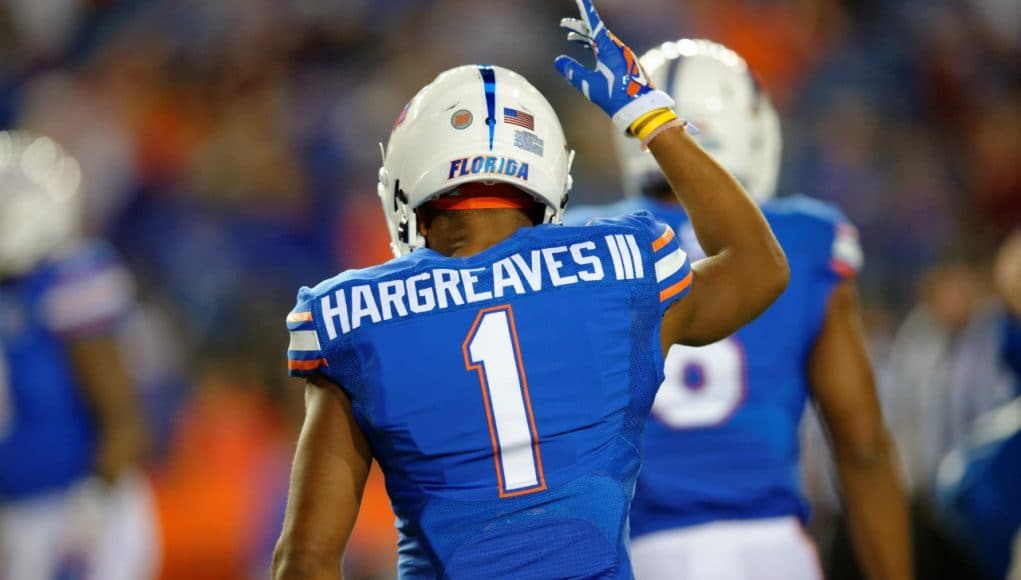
[288,358,326,371]
[287,311,313,323]
[659,271,693,302]
[651,227,675,252]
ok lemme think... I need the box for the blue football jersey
[938,397,1021,580]
[567,195,862,537]
[0,241,135,500]
[286,214,692,579]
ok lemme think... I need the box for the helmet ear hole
[398,221,409,244]
[394,180,405,211]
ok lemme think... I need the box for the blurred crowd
[0,0,1018,578]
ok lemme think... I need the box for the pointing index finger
[560,17,591,38]
[574,0,603,35]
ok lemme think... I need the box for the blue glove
[554,0,675,134]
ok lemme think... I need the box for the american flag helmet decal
[503,107,535,130]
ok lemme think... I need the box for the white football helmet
[378,65,575,256]
[0,131,82,277]
[616,39,782,203]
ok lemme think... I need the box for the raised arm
[645,126,788,346]
[273,376,373,580]
[809,281,913,580]
[555,0,787,347]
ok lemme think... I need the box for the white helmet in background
[378,65,575,256]
[0,131,82,278]
[616,39,782,203]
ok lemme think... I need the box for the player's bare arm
[273,376,372,580]
[68,335,147,483]
[555,0,788,348]
[808,281,913,580]
[646,128,788,347]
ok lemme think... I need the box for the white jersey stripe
[288,330,321,352]
[605,235,625,280]
[833,226,864,272]
[615,235,635,279]
[44,267,133,333]
[655,249,688,283]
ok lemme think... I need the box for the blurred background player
[567,40,911,580]
[0,131,158,580]
[935,229,1021,580]
[272,1,789,576]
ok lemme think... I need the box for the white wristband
[610,90,676,133]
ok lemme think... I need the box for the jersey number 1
[464,305,547,497]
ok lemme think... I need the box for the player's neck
[423,209,535,258]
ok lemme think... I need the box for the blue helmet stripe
[478,65,497,151]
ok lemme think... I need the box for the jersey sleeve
[648,219,693,315]
[827,221,864,280]
[40,242,135,339]
[589,211,693,316]
[286,288,327,379]
[772,196,863,283]
[781,198,863,341]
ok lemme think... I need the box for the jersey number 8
[652,337,747,429]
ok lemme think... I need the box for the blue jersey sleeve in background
[767,196,863,344]
[40,241,135,339]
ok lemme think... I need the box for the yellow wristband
[629,108,678,140]
[629,108,668,134]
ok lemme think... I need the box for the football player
[271,2,788,578]
[936,229,1021,580]
[567,40,912,580]
[0,131,158,579]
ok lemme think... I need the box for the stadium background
[1,0,1018,578]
